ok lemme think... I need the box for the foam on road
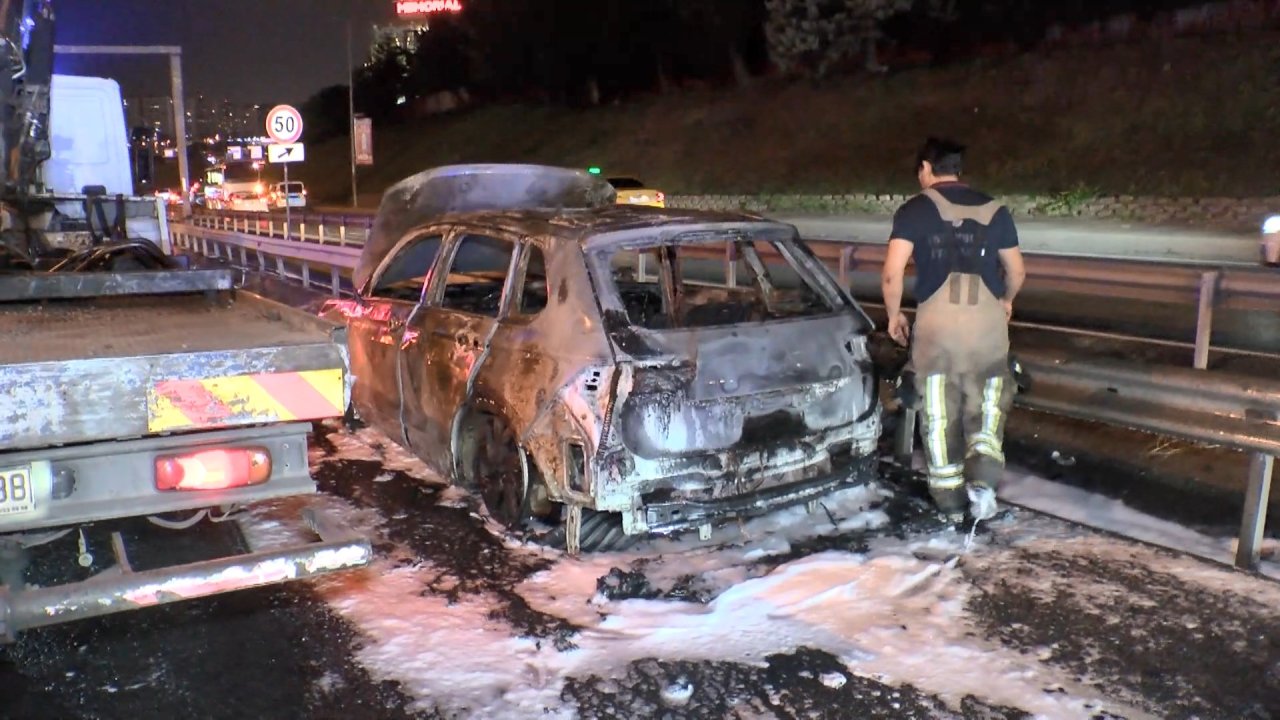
[232,420,1280,720]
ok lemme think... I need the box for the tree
[406,18,472,97]
[765,0,913,78]
[354,35,415,122]
[460,0,571,101]
[300,85,351,142]
[675,0,766,87]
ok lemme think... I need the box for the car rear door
[346,229,446,444]
[399,230,519,467]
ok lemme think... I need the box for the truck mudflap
[0,506,371,642]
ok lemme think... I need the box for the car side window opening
[607,238,837,330]
[440,234,515,318]
[369,233,444,302]
[514,244,549,316]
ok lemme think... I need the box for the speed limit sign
[265,104,303,144]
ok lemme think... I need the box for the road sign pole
[347,19,358,208]
[284,163,291,240]
[265,104,304,240]
[168,51,191,219]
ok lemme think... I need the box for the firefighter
[881,138,1027,522]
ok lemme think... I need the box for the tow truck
[0,2,370,640]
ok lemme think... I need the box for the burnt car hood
[355,164,616,290]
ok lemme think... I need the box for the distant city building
[125,96,268,142]
[369,22,427,64]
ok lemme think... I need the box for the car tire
[537,507,636,554]
[463,413,533,531]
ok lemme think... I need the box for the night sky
[52,0,398,104]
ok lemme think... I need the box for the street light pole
[347,19,358,208]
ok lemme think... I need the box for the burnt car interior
[367,230,552,319]
[439,234,513,317]
[370,233,443,301]
[609,238,838,329]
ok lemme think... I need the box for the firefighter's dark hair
[916,137,965,177]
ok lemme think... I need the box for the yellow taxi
[606,175,666,208]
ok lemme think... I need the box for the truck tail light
[655,191,666,204]
[155,448,272,491]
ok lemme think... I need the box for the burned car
[327,165,881,552]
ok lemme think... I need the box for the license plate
[0,464,37,517]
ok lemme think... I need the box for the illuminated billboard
[395,0,462,17]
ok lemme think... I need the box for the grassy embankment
[294,30,1280,207]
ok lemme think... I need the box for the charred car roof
[355,164,787,289]
[422,205,784,242]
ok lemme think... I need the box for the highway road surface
[3,418,1277,720]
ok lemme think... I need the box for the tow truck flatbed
[0,266,369,639]
[0,267,350,451]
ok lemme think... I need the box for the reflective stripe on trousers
[910,273,1013,493]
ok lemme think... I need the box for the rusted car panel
[334,165,881,543]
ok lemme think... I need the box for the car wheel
[468,414,530,530]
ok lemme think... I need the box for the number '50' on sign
[266,105,303,145]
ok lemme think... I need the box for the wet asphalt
[1,245,1267,717]
[2,416,1278,719]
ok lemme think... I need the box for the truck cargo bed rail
[0,268,237,303]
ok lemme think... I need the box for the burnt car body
[328,165,881,550]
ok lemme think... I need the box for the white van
[270,181,307,209]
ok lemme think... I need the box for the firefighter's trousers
[909,273,1015,513]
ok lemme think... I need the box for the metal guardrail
[896,347,1279,571]
[171,224,358,296]
[192,206,1280,370]
[175,219,1277,572]
[189,209,372,246]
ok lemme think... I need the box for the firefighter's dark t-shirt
[889,182,1019,303]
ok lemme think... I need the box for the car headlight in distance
[1262,215,1280,234]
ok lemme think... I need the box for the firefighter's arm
[998,246,1026,303]
[994,208,1026,306]
[882,238,914,344]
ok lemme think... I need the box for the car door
[399,230,518,469]
[347,229,446,444]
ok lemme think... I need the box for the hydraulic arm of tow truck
[0,0,55,198]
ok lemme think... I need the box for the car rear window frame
[584,224,865,333]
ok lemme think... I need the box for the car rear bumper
[639,453,878,535]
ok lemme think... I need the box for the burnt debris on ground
[965,545,1280,720]
[563,647,1042,720]
[311,426,582,650]
[595,563,718,604]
